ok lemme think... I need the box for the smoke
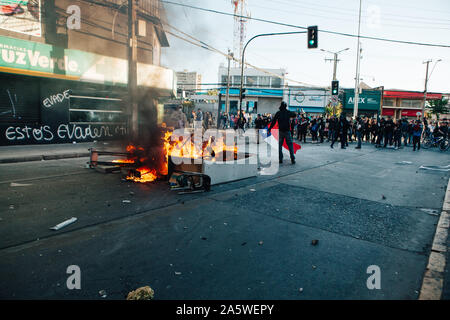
[161,0,230,78]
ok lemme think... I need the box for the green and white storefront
[0,35,176,145]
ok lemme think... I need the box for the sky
[161,0,450,93]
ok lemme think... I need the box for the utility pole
[421,59,431,121]
[128,0,138,139]
[225,50,233,115]
[353,0,362,119]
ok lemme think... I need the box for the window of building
[69,96,126,124]
[259,76,270,87]
[383,98,395,106]
[271,77,282,88]
[400,99,422,108]
[233,76,241,86]
[245,76,258,86]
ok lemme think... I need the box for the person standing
[194,108,203,130]
[254,114,264,144]
[298,114,309,143]
[172,105,188,130]
[393,122,402,150]
[412,120,423,151]
[268,101,296,164]
[355,116,363,149]
[318,117,325,143]
[383,116,394,147]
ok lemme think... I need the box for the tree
[428,98,449,120]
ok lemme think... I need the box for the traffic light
[307,26,318,49]
[331,80,339,95]
[240,88,246,100]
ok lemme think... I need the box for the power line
[160,0,450,48]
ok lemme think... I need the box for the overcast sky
[161,0,450,93]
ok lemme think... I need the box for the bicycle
[422,135,449,151]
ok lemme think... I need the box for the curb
[419,177,450,300]
[0,152,90,164]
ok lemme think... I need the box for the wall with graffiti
[0,73,129,145]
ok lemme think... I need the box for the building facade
[284,87,329,114]
[381,90,442,119]
[0,0,176,145]
[176,70,202,97]
[218,66,285,115]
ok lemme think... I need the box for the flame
[112,159,135,164]
[121,130,239,183]
[127,167,158,183]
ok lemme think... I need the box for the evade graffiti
[5,124,127,142]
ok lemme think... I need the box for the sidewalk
[0,141,121,164]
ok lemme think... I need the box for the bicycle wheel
[422,138,432,149]
[439,139,449,151]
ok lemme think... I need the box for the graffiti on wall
[4,123,128,143]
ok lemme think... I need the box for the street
[0,141,448,299]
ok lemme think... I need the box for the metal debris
[50,217,77,231]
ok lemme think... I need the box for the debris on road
[126,286,154,300]
[9,205,14,210]
[312,265,317,270]
[99,290,107,298]
[311,240,319,246]
[258,241,264,246]
[201,237,207,240]
[382,195,386,200]
[250,189,256,192]
[420,208,439,216]
[396,161,412,165]
[419,165,450,172]
[122,200,131,204]
[175,271,182,275]
[299,288,303,293]
[50,217,77,231]
[10,182,32,187]
[241,242,247,246]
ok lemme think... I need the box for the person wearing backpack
[412,120,423,151]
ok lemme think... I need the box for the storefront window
[259,76,270,87]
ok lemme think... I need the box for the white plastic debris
[10,182,32,187]
[419,165,450,172]
[122,200,131,204]
[99,290,107,298]
[396,161,412,165]
[250,189,256,192]
[50,217,77,231]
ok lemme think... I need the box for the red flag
[271,121,301,154]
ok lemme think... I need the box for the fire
[127,167,158,183]
[117,129,239,184]
[112,159,135,164]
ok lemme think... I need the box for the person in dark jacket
[298,114,309,142]
[401,118,409,146]
[254,114,264,144]
[268,101,296,164]
[318,117,325,143]
[331,113,349,149]
[394,122,402,149]
[355,116,363,149]
[383,116,394,147]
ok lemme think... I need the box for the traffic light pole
[239,31,307,120]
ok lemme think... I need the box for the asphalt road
[0,141,448,299]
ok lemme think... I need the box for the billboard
[0,0,41,37]
[286,88,327,108]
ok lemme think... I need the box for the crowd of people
[170,105,449,153]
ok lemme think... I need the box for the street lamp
[422,59,442,121]
[238,31,307,120]
[320,48,349,81]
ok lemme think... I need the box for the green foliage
[428,98,449,120]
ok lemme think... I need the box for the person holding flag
[268,101,299,164]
